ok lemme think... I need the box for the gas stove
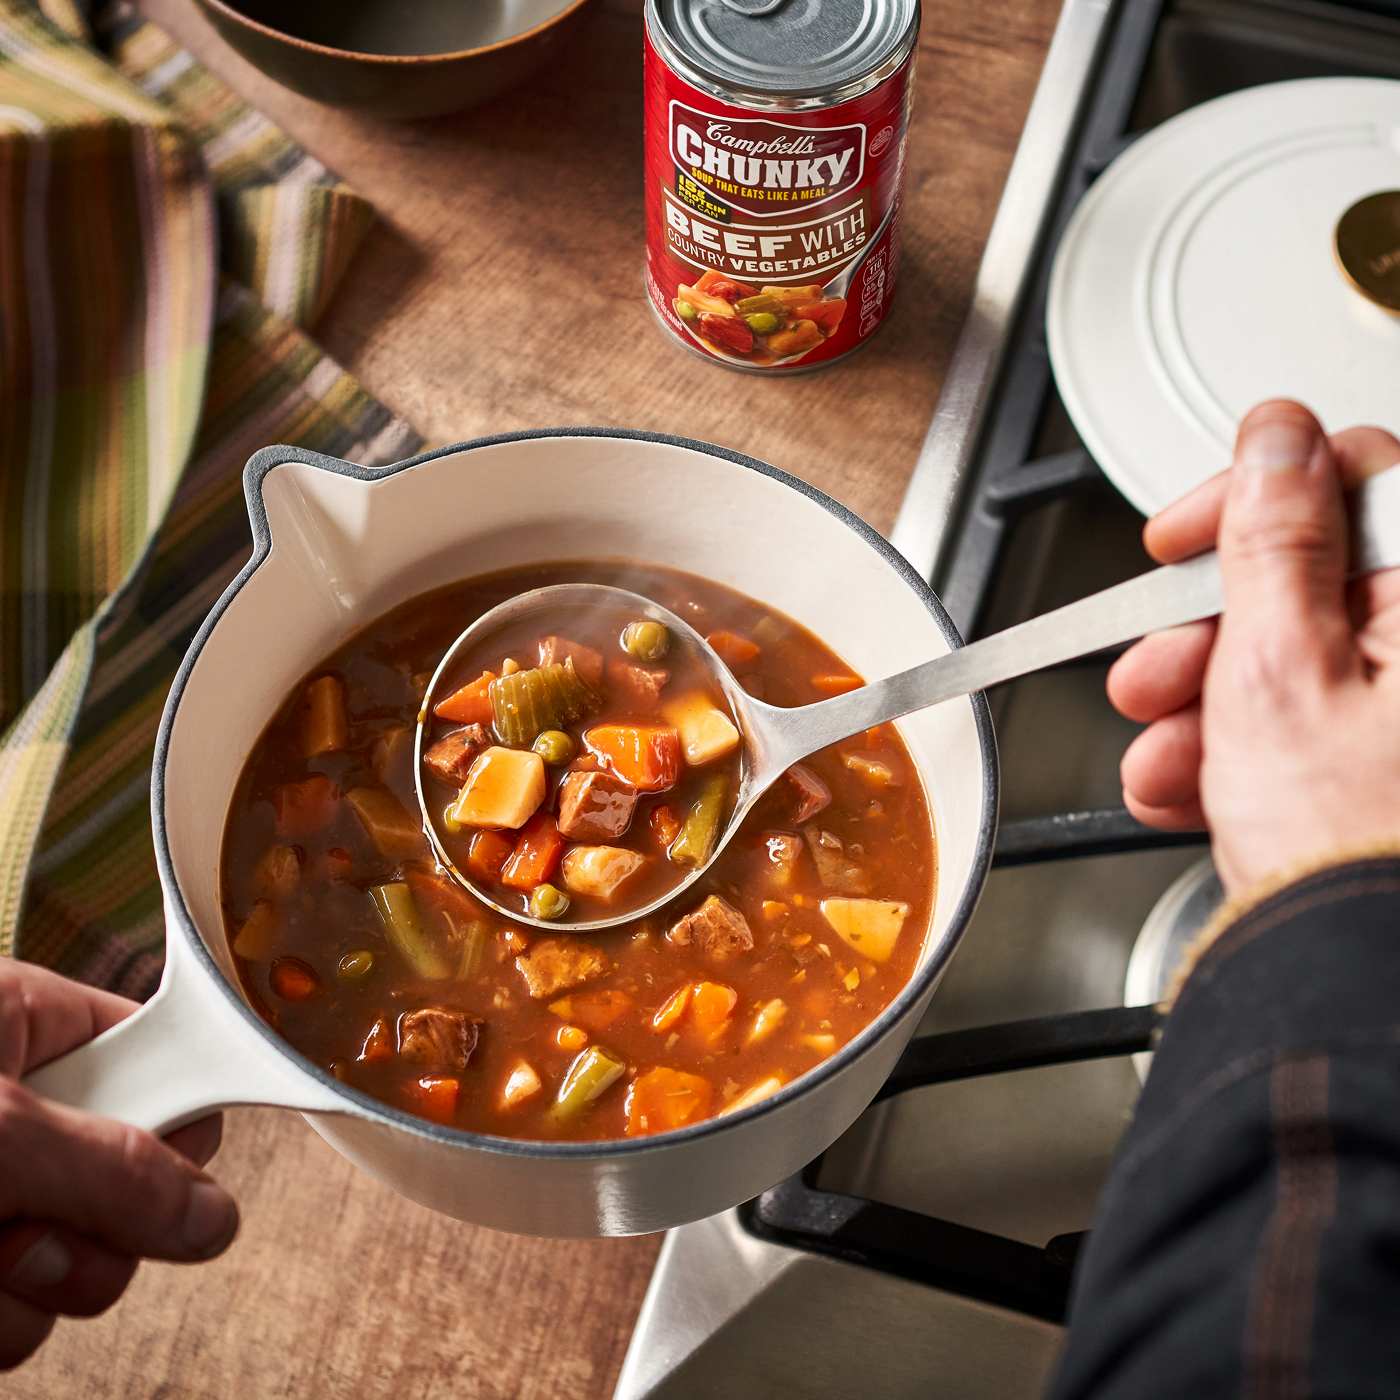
[615,2,1400,1395]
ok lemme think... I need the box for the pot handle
[21,940,343,1135]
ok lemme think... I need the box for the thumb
[0,1081,238,1263]
[1217,400,1355,676]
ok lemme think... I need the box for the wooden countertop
[11,1,1057,1395]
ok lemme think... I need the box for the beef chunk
[785,764,831,823]
[538,635,604,689]
[805,828,871,895]
[608,658,670,710]
[397,1007,481,1072]
[514,938,610,1000]
[423,724,489,784]
[557,769,639,840]
[667,895,754,959]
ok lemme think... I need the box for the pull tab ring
[718,0,789,14]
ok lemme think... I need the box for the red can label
[644,29,915,373]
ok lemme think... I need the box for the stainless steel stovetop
[616,2,1400,1395]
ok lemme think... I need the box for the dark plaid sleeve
[1049,856,1400,1399]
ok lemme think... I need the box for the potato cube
[501,1060,542,1109]
[560,845,648,902]
[448,746,545,830]
[662,692,740,766]
[819,898,910,963]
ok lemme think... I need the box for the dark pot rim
[197,0,593,67]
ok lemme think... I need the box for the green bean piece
[368,882,454,980]
[620,619,671,661]
[676,299,699,323]
[744,312,780,336]
[668,773,729,868]
[532,729,576,765]
[529,883,570,921]
[551,1046,626,1122]
[457,919,490,979]
[338,949,375,980]
[489,659,597,746]
[734,293,784,315]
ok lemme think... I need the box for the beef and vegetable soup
[420,599,740,924]
[221,563,936,1141]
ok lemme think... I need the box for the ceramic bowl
[195,0,595,119]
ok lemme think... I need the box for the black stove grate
[739,0,1400,1320]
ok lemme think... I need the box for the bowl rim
[197,0,593,67]
[152,427,1000,1162]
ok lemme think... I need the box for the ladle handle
[764,464,1400,767]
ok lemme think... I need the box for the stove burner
[1122,857,1223,1078]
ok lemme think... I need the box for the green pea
[744,312,780,336]
[621,619,671,661]
[532,729,576,765]
[529,883,571,922]
[676,299,699,323]
[338,949,375,980]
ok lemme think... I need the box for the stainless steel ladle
[416,464,1400,933]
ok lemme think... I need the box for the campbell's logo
[668,102,865,218]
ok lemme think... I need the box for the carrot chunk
[705,630,760,667]
[584,723,682,792]
[793,298,846,336]
[358,1015,395,1063]
[500,813,565,890]
[651,983,693,1033]
[649,803,681,847]
[433,670,496,724]
[466,829,513,883]
[810,674,862,696]
[626,1067,714,1136]
[273,775,340,839]
[690,981,738,1041]
[269,956,319,1002]
[404,1074,460,1125]
[551,988,634,1032]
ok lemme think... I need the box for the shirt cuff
[1144,855,1400,1111]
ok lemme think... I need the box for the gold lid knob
[1335,190,1400,316]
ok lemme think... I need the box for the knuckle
[1223,510,1336,569]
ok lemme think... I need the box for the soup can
[644,0,919,374]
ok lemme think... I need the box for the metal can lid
[648,0,918,101]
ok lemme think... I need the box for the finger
[1121,707,1204,811]
[165,1115,223,1169]
[1331,426,1400,651]
[1327,424,1400,486]
[1107,621,1216,724]
[1143,470,1229,564]
[0,959,135,1078]
[1123,790,1207,832]
[0,1224,135,1319]
[0,1083,238,1263]
[0,1290,54,1371]
[1217,400,1356,683]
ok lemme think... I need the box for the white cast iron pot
[25,431,998,1238]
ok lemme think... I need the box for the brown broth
[220,562,936,1141]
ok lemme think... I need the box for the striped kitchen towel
[0,0,423,994]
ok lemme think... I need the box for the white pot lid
[1048,77,1400,516]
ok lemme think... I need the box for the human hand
[1108,400,1400,895]
[0,958,236,1369]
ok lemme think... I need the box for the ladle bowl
[416,461,1400,933]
